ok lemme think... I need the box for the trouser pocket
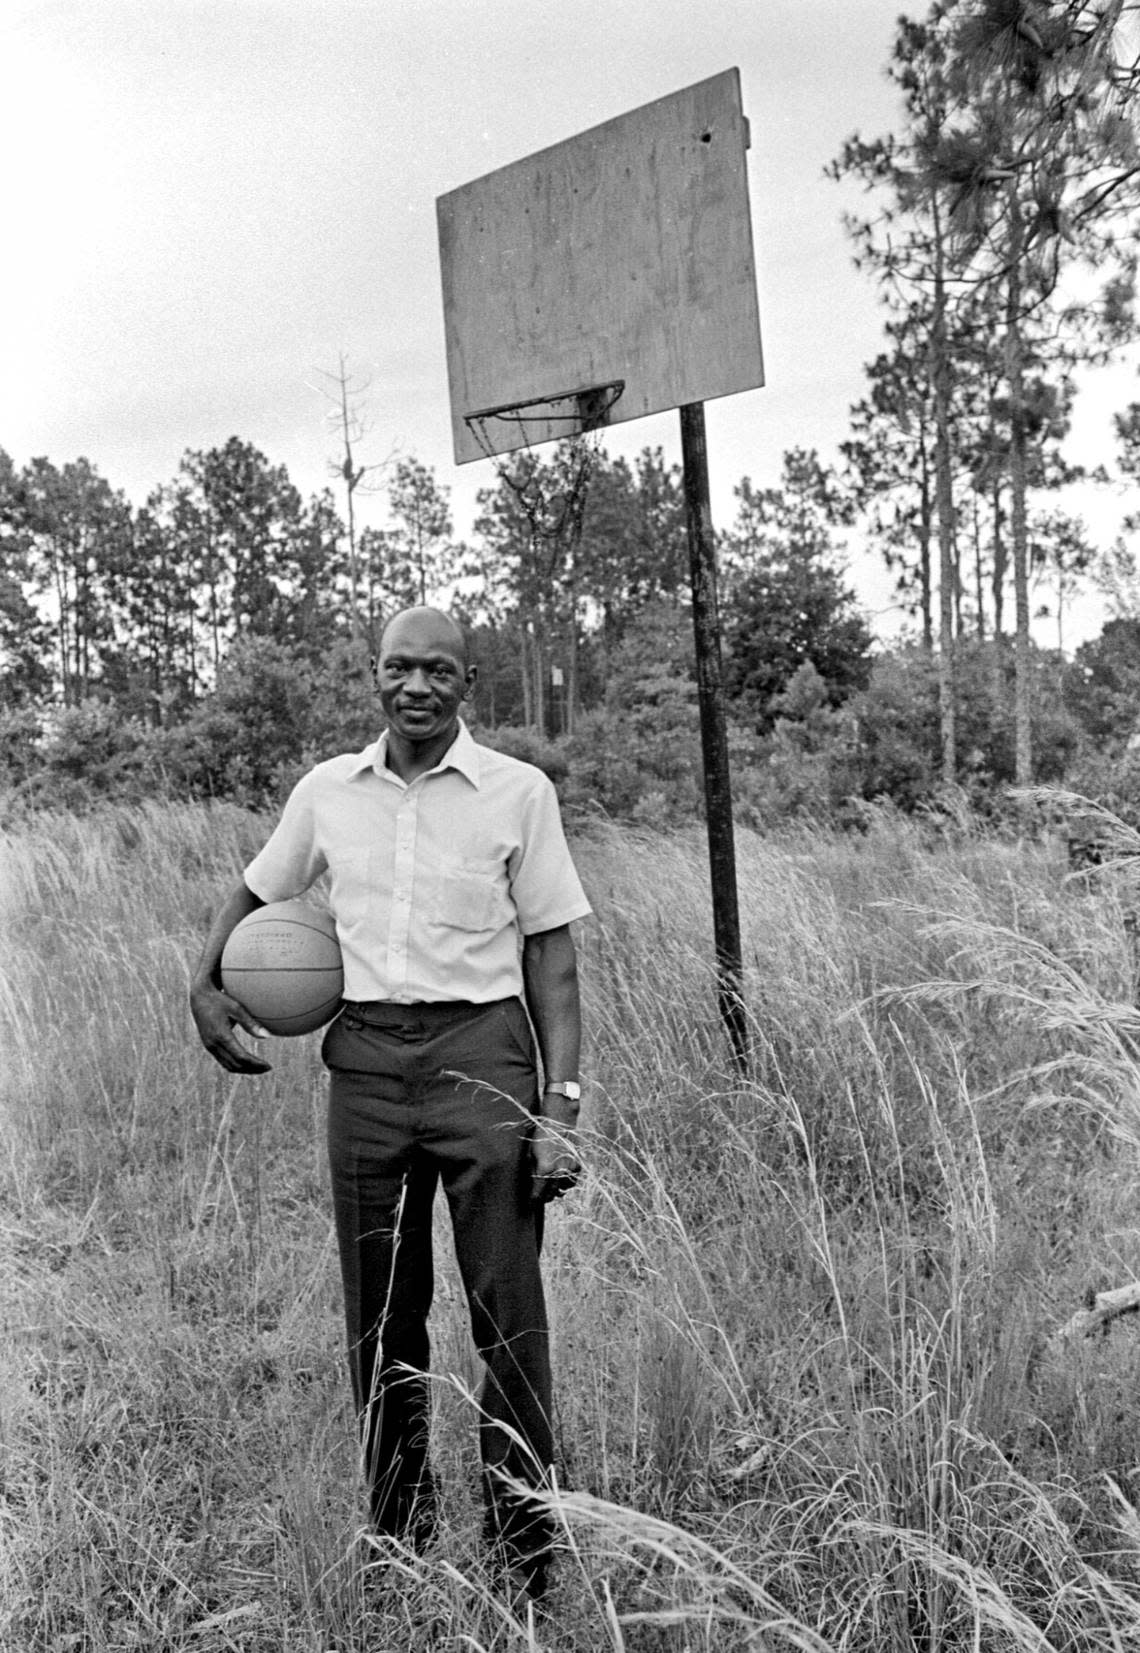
[321,1008,388,1072]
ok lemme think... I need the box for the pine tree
[20,456,132,704]
[935,0,1140,779]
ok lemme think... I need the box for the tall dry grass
[5,799,1140,1648]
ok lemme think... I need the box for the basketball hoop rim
[463,379,625,429]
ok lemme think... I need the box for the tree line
[0,430,872,732]
[6,0,1140,825]
[3,417,1139,829]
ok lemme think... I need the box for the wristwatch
[543,1080,581,1102]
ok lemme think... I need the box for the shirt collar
[347,718,482,788]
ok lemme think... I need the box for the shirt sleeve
[243,769,329,901]
[508,773,592,936]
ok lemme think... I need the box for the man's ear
[462,664,478,700]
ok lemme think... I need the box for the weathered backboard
[436,69,764,464]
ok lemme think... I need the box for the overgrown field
[6,800,1140,1651]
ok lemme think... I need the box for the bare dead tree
[310,353,394,643]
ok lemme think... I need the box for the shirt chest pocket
[431,855,511,933]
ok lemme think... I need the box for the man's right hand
[190,984,273,1075]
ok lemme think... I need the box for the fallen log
[1056,1281,1140,1343]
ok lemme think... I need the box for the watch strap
[543,1080,581,1101]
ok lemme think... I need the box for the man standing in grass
[189,605,590,1602]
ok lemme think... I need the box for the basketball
[220,900,344,1036]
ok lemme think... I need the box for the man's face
[374,616,473,745]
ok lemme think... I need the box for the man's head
[371,607,476,748]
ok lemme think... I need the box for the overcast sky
[2,0,1132,644]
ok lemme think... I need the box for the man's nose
[405,668,432,695]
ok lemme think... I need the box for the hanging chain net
[463,382,624,548]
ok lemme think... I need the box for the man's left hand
[529,1109,582,1205]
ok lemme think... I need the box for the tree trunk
[1006,188,1033,787]
[1056,569,1065,654]
[930,193,956,785]
[76,547,91,701]
[566,609,578,736]
[918,424,934,651]
[533,630,546,736]
[991,479,1005,639]
[204,525,224,677]
[530,594,547,735]
[334,363,366,644]
[53,546,74,706]
[520,622,533,728]
[564,529,579,736]
[973,495,986,640]
[185,586,199,699]
[344,475,364,643]
[416,528,428,605]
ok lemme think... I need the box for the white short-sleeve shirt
[243,721,591,1004]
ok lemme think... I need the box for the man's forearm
[521,925,581,1115]
[190,880,265,994]
[189,880,273,1075]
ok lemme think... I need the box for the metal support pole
[679,401,749,1073]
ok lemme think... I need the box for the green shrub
[731,662,861,826]
[1064,617,1140,748]
[0,706,43,790]
[474,723,570,786]
[1062,743,1140,828]
[11,702,166,812]
[156,636,377,807]
[849,648,939,807]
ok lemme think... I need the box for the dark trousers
[323,996,552,1560]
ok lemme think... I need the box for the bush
[561,706,703,822]
[849,649,940,808]
[556,601,704,822]
[0,707,43,791]
[10,702,169,812]
[1062,742,1140,828]
[1064,617,1140,748]
[474,723,570,787]
[155,636,379,807]
[731,662,861,825]
[848,641,1082,811]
